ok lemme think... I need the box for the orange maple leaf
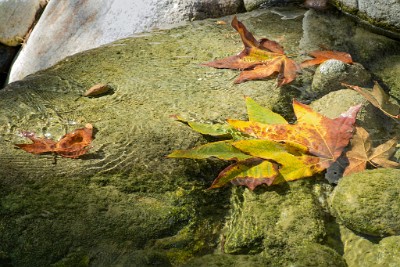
[15,123,94,158]
[300,50,353,68]
[202,16,300,86]
[227,100,361,168]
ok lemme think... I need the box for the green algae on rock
[222,181,326,255]
[340,225,400,267]
[330,168,400,237]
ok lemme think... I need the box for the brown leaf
[343,82,400,120]
[300,50,353,68]
[344,127,399,176]
[202,16,300,86]
[15,124,94,158]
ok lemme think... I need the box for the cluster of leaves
[169,98,361,190]
[202,16,353,86]
[15,123,93,159]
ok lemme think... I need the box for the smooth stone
[310,60,372,97]
[7,0,243,83]
[0,0,45,46]
[330,168,400,237]
[299,9,400,66]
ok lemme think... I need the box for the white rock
[0,0,46,46]
[8,0,242,83]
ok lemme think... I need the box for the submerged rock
[330,168,400,237]
[340,226,400,267]
[310,59,371,97]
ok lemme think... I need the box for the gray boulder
[8,0,243,83]
[330,168,400,237]
[299,9,400,66]
[0,0,46,46]
[331,0,400,39]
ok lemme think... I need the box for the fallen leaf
[169,98,361,190]
[202,16,300,86]
[343,82,400,120]
[231,139,326,182]
[168,141,251,161]
[343,127,399,176]
[228,100,361,165]
[15,124,93,158]
[300,50,353,68]
[211,158,279,190]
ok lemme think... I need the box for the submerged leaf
[168,141,251,161]
[210,158,279,190]
[15,124,94,158]
[202,16,300,86]
[171,115,235,137]
[343,82,400,120]
[343,127,399,176]
[300,50,353,68]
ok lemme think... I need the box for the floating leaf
[228,100,361,163]
[300,50,353,68]
[202,16,300,86]
[168,141,251,161]
[343,127,399,176]
[15,124,93,158]
[343,82,400,120]
[171,115,234,137]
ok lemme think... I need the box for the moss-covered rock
[222,180,326,256]
[285,242,346,267]
[330,169,400,237]
[182,254,274,267]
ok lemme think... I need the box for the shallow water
[0,5,399,267]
